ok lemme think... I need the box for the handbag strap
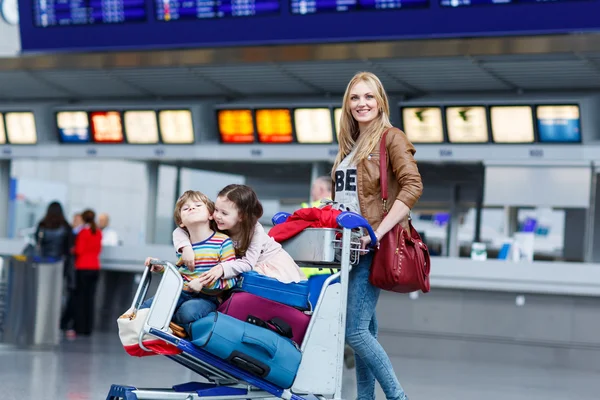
[379,129,392,212]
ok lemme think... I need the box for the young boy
[141,190,237,334]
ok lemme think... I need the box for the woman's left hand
[360,231,381,250]
[196,264,224,287]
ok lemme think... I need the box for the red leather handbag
[368,130,431,294]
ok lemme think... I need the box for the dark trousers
[73,270,100,335]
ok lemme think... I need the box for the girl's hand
[196,264,224,287]
[187,278,204,293]
[177,246,195,271]
[144,257,164,272]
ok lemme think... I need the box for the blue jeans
[346,252,408,400]
[140,290,218,331]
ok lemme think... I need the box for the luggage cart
[107,211,377,400]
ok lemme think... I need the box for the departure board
[440,0,589,7]
[156,0,280,21]
[291,0,427,14]
[536,105,581,143]
[34,0,147,27]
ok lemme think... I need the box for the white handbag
[117,308,182,357]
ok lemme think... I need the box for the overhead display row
[0,104,582,145]
[219,104,582,144]
[20,0,600,52]
[57,110,195,144]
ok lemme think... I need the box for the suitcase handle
[241,331,277,359]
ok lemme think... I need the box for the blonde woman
[332,72,423,400]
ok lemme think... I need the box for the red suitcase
[217,291,311,346]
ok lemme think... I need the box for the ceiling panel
[0,71,71,99]
[482,60,600,90]
[280,60,415,93]
[195,64,318,95]
[38,69,148,97]
[111,67,229,97]
[375,57,512,92]
[0,54,598,101]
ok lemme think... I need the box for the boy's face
[179,198,212,228]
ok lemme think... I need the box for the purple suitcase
[217,291,311,345]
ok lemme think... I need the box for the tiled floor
[1,333,599,400]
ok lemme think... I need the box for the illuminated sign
[158,110,195,144]
[446,106,489,143]
[490,106,535,143]
[0,114,5,144]
[5,112,37,144]
[255,109,293,143]
[90,111,124,143]
[57,111,90,143]
[294,108,334,143]
[124,110,159,144]
[536,105,581,143]
[218,109,254,143]
[401,107,444,143]
[334,108,343,139]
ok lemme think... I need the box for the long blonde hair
[332,72,393,175]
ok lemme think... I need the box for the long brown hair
[39,201,70,230]
[81,209,98,234]
[332,72,393,175]
[217,184,263,257]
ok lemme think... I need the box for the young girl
[173,184,306,286]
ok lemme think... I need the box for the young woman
[332,71,423,400]
[173,184,306,286]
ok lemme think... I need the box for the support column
[584,169,597,263]
[0,160,11,238]
[145,161,159,244]
[172,165,182,231]
[446,184,460,258]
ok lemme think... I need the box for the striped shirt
[176,231,237,295]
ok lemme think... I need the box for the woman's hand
[177,246,195,271]
[144,257,164,273]
[195,264,224,287]
[359,230,382,250]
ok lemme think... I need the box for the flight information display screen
[536,105,581,143]
[57,111,91,143]
[156,0,280,21]
[5,112,38,144]
[34,0,147,27]
[440,0,589,7]
[290,0,427,14]
[20,0,600,52]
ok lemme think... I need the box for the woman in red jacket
[72,209,102,336]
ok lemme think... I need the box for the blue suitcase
[190,312,302,389]
[236,271,310,311]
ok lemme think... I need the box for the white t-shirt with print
[334,150,360,215]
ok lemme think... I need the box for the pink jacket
[172,222,283,279]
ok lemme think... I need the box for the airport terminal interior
[2,1,600,399]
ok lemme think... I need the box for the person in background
[71,209,103,337]
[301,175,332,209]
[35,201,73,261]
[332,72,422,400]
[98,213,120,246]
[72,213,84,235]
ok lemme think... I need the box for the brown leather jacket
[332,127,423,231]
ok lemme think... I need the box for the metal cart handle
[129,259,179,314]
[336,212,378,247]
